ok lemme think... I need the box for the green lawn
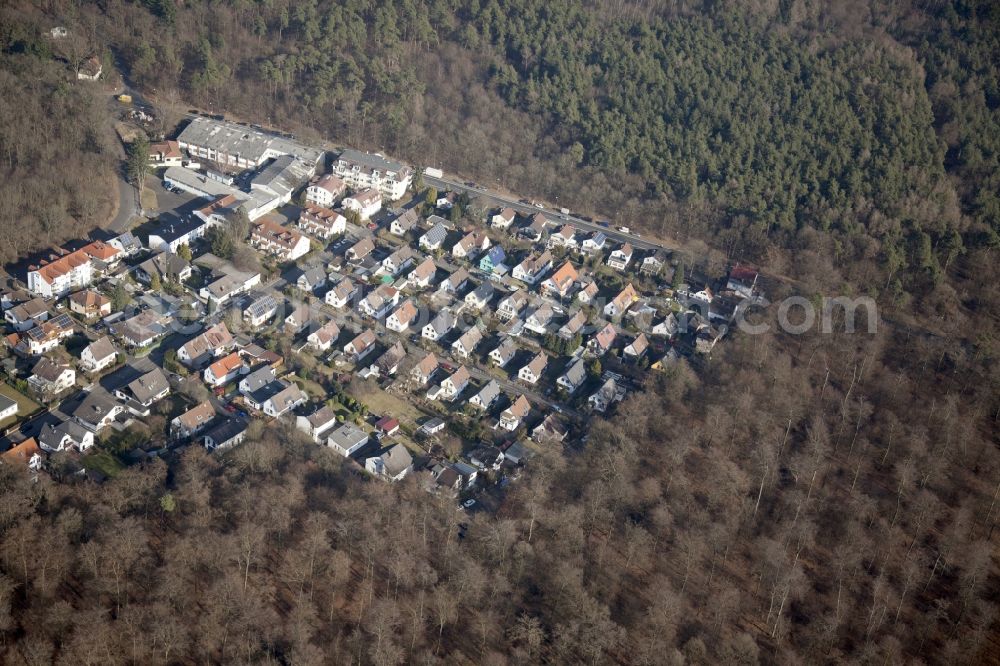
[82,450,125,478]
[0,383,41,429]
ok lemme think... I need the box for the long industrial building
[177,117,323,171]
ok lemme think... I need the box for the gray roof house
[327,422,370,457]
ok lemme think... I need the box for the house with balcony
[333,149,413,201]
[305,174,347,208]
[607,243,634,271]
[512,250,552,285]
[518,352,548,385]
[250,217,311,261]
[298,204,346,239]
[342,188,383,220]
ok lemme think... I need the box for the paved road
[423,174,673,253]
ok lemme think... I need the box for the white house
[557,358,587,393]
[489,338,517,367]
[468,380,501,410]
[451,230,490,260]
[342,188,383,220]
[499,395,531,431]
[326,422,370,457]
[359,284,399,319]
[407,257,437,289]
[419,223,449,251]
[298,204,346,239]
[438,366,470,401]
[325,279,358,308]
[452,326,483,359]
[306,174,346,208]
[497,290,529,321]
[512,251,553,285]
[410,352,438,386]
[422,309,455,342]
[307,320,341,352]
[365,445,413,482]
[491,207,516,230]
[386,300,418,332]
[333,149,413,201]
[607,243,634,271]
[79,336,117,374]
[518,352,548,385]
[580,232,607,255]
[250,217,311,261]
[344,329,377,362]
[296,406,339,443]
[390,208,420,236]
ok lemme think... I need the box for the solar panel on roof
[51,313,74,329]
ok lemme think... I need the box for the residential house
[604,283,638,318]
[641,249,669,276]
[651,314,679,338]
[284,302,312,334]
[518,352,548,385]
[68,290,111,319]
[298,204,346,239]
[491,207,516,230]
[469,445,504,471]
[5,297,49,331]
[623,333,649,359]
[580,231,607,255]
[452,230,490,260]
[203,352,246,387]
[345,237,375,263]
[386,300,418,332]
[1,438,43,471]
[389,208,420,236]
[489,337,517,367]
[170,401,216,439]
[72,389,124,432]
[464,282,493,311]
[468,380,500,410]
[381,246,417,276]
[365,444,413,482]
[422,309,455,342]
[497,290,529,321]
[521,213,547,241]
[178,322,234,368]
[410,352,438,386]
[452,326,483,358]
[136,251,191,285]
[305,174,347,207]
[435,191,458,210]
[359,284,399,319]
[308,320,341,352]
[26,246,94,297]
[439,267,470,294]
[199,268,261,307]
[727,264,759,299]
[7,314,75,355]
[589,377,621,413]
[512,250,553,285]
[342,188,382,219]
[546,224,577,249]
[421,418,446,436]
[260,383,306,418]
[77,55,102,80]
[540,261,578,299]
[407,257,437,289]
[419,222,449,251]
[28,358,75,398]
[116,368,170,410]
[326,422,370,457]
[239,366,276,397]
[557,358,587,393]
[297,267,328,292]
[691,285,714,304]
[375,342,406,376]
[576,280,599,305]
[376,416,400,436]
[250,217,311,261]
[344,329,377,362]
[80,336,117,373]
[333,149,412,200]
[503,441,533,466]
[203,419,249,451]
[524,304,555,334]
[588,323,617,355]
[532,413,568,443]
[325,278,358,308]
[243,292,279,327]
[438,365,470,401]
[499,395,531,431]
[148,140,184,167]
[479,246,506,274]
[295,406,339,443]
[39,420,94,453]
[558,310,587,340]
[148,211,221,254]
[607,243,634,271]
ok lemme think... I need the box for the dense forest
[1,0,998,663]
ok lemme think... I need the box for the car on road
[597,221,611,228]
[461,499,476,510]
[534,202,545,209]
